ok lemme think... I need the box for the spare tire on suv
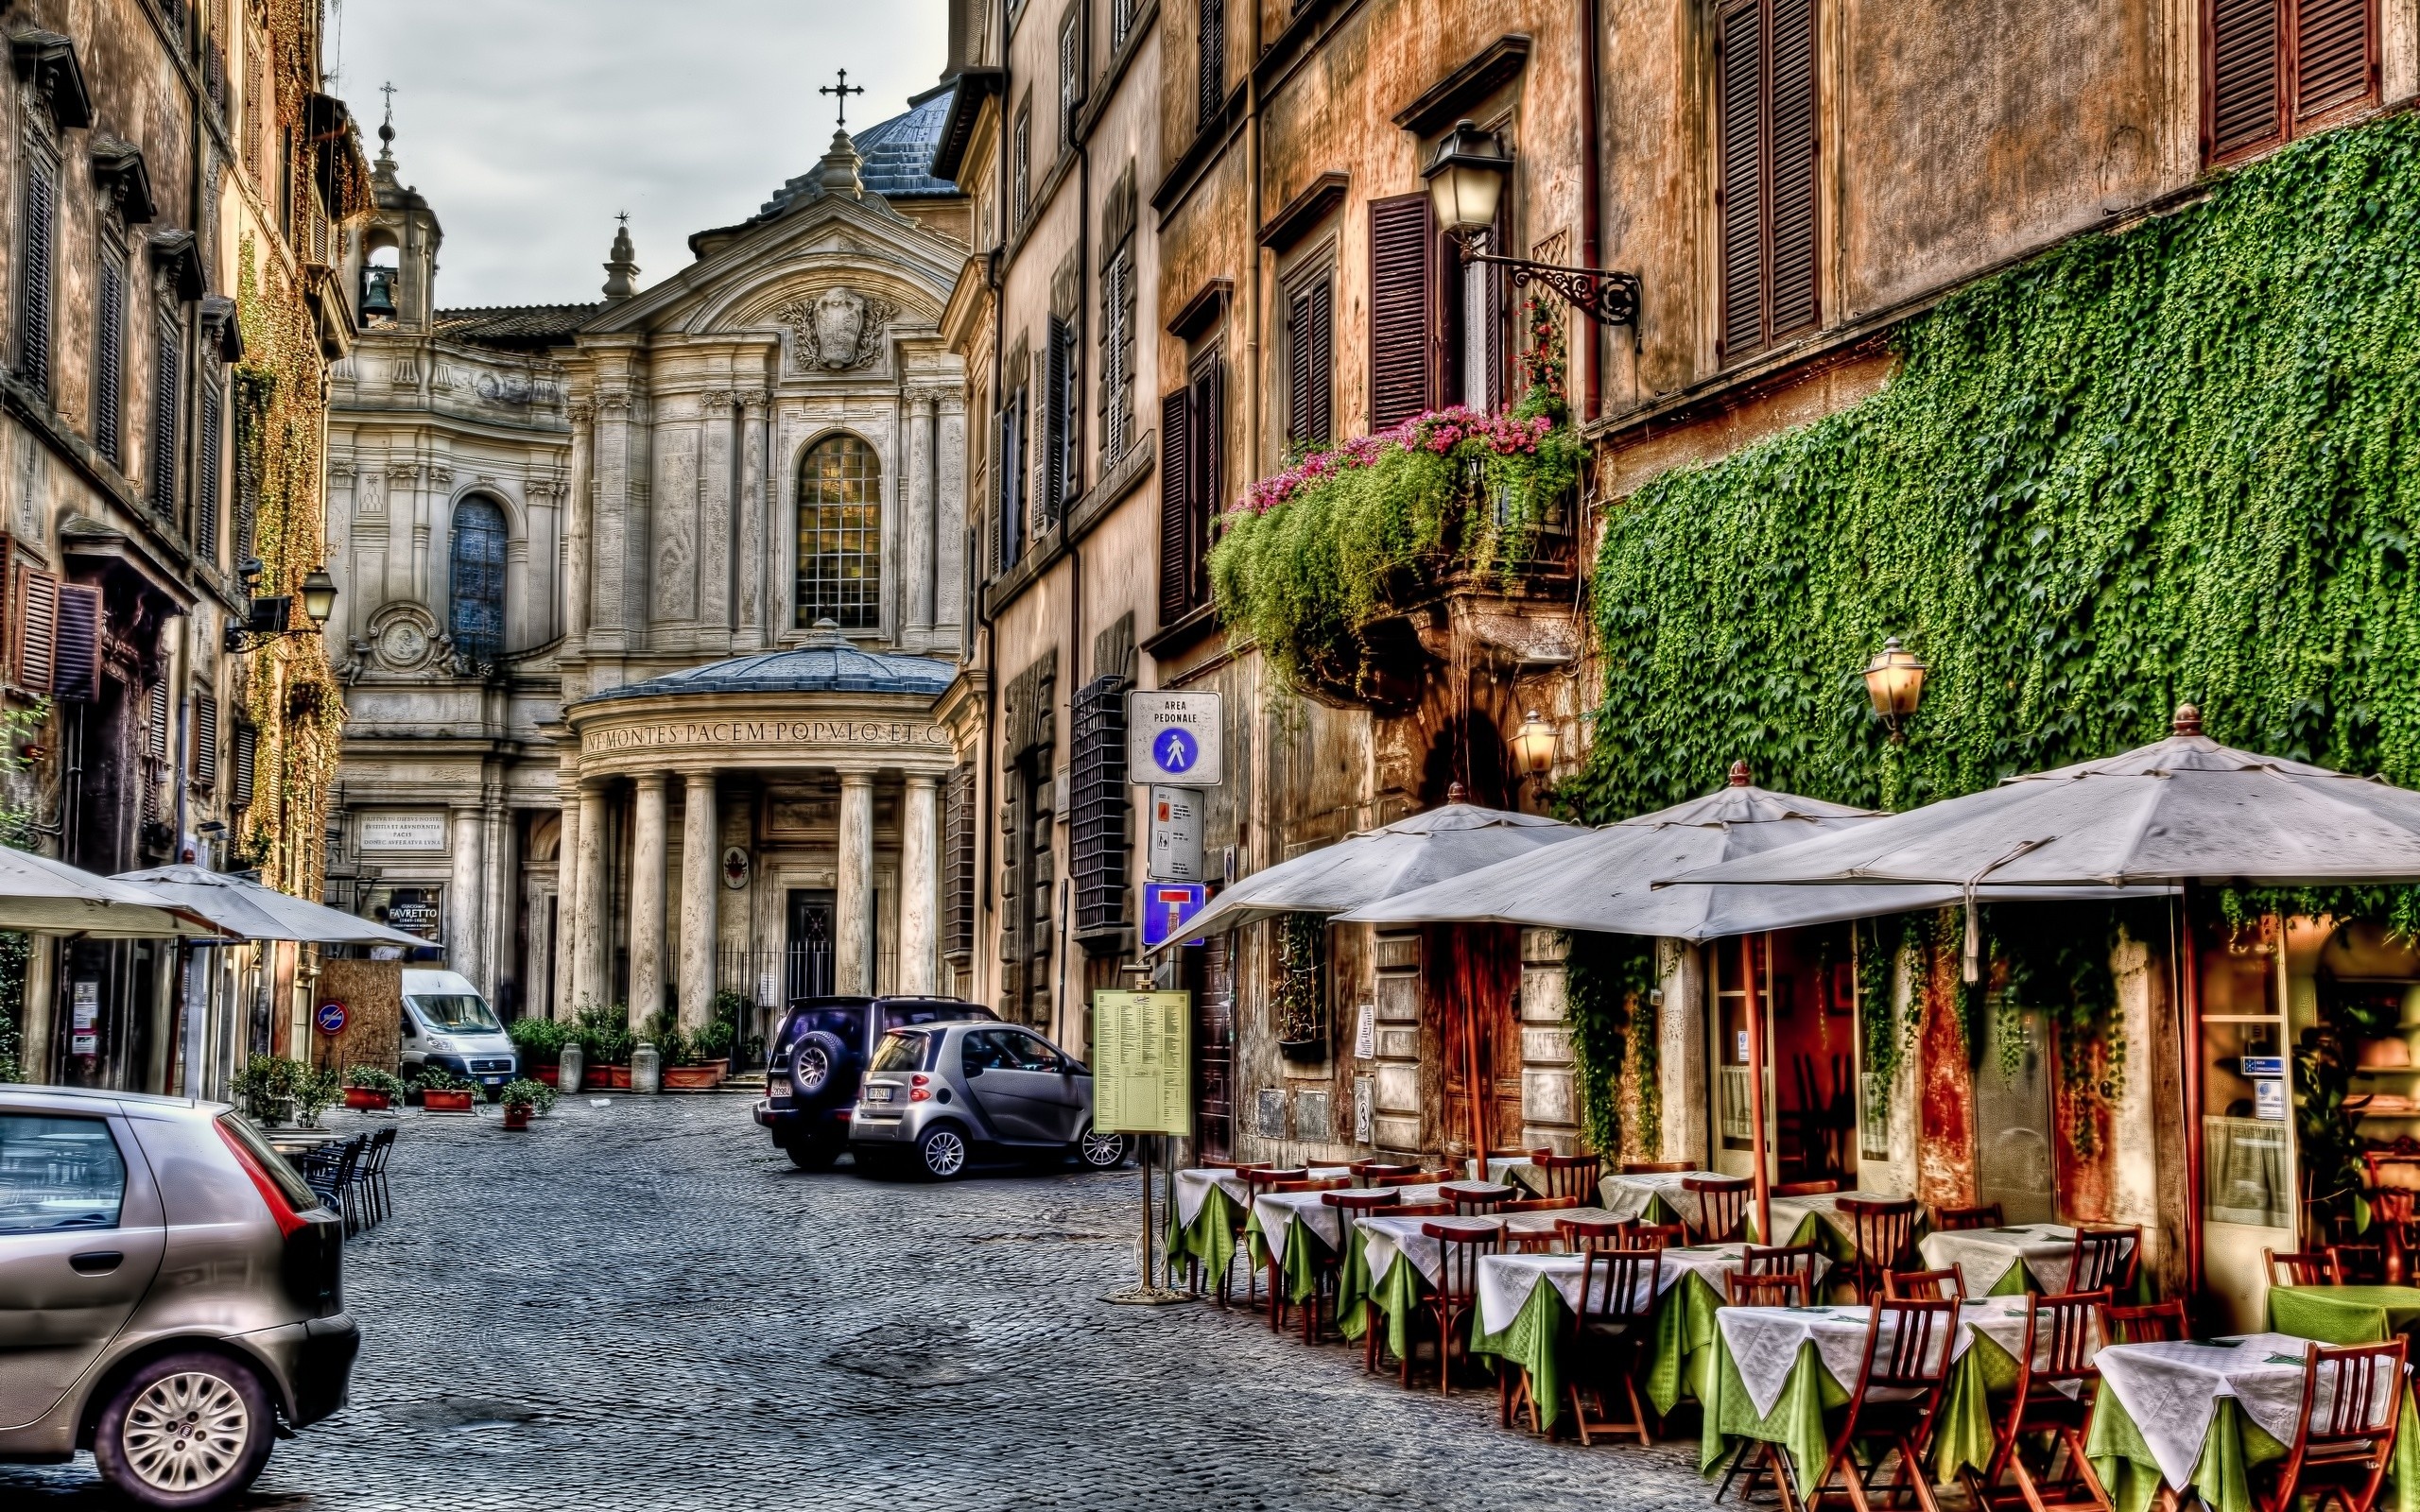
[752,997,998,1171]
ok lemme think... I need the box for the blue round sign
[314,1001,349,1037]
[1152,727,1199,775]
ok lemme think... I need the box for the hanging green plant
[1855,912,1921,1089]
[1564,930,1660,1160]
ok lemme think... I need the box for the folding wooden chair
[2101,1297,2189,1344]
[1685,1174,1754,1245]
[1839,1195,1921,1302]
[1321,1189,1400,1357]
[1530,1149,1603,1202]
[1563,1244,1664,1445]
[2067,1225,2139,1295]
[1933,1203,2003,1231]
[1885,1267,1966,1302]
[1416,1222,1503,1395]
[2266,1248,2344,1286]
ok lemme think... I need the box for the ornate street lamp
[1511,709,1559,780]
[1862,637,1927,742]
[1424,119,1640,327]
[225,562,340,651]
[299,567,338,626]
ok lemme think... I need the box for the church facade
[324,88,972,1038]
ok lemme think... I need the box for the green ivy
[1570,112,2420,828]
[1564,931,1660,1159]
[1855,913,1922,1089]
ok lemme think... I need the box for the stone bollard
[559,1041,584,1095]
[631,1042,662,1094]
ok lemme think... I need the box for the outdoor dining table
[1916,1223,2135,1297]
[1762,1190,1913,1258]
[1698,1297,2037,1495]
[1333,1207,1624,1360]
[2085,1331,2420,1512]
[1164,1165,1351,1284]
[1598,1169,1723,1228]
[1469,1241,1837,1431]
[1247,1183,1446,1304]
[1485,1155,1548,1195]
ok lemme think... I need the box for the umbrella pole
[1467,969,1488,1173]
[1744,932,1773,1246]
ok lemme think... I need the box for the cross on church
[821,69,866,129]
[380,80,397,115]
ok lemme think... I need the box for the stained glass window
[449,496,507,663]
[796,435,881,630]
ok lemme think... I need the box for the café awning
[113,865,426,947]
[0,848,212,937]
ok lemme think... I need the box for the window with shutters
[51,584,100,702]
[143,679,169,825]
[1042,318,1079,528]
[1069,676,1131,936]
[1111,0,1137,51]
[1099,167,1140,464]
[1284,269,1335,448]
[794,435,882,630]
[1368,196,1437,430]
[231,723,257,812]
[2207,0,2377,163]
[1012,100,1032,226]
[233,376,262,564]
[1197,0,1226,137]
[996,390,1027,573]
[1157,354,1221,624]
[149,307,182,518]
[192,688,217,790]
[15,568,57,694]
[95,244,129,469]
[1059,11,1083,151]
[450,495,509,661]
[1454,202,1509,412]
[195,369,222,563]
[1715,0,1821,365]
[16,148,58,399]
[942,763,976,962]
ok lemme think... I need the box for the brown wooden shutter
[52,583,100,702]
[232,723,256,811]
[17,569,57,695]
[20,156,54,398]
[1190,360,1222,611]
[196,374,221,561]
[1044,318,1070,525]
[2295,0,2375,122]
[1369,196,1436,429]
[1769,0,1820,343]
[942,762,975,959]
[1717,0,1768,362]
[96,257,127,469]
[2211,0,2284,160]
[1305,277,1333,444]
[193,689,218,789]
[150,320,182,517]
[1197,0,1225,132]
[1158,388,1193,624]
[147,679,169,763]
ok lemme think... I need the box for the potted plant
[342,1065,406,1110]
[510,1016,569,1087]
[416,1067,478,1112]
[232,1055,336,1126]
[645,1011,722,1091]
[576,1004,635,1090]
[498,1077,556,1130]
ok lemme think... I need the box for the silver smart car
[848,1022,1128,1179]
[0,1086,357,1507]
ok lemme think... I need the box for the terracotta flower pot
[591,1064,631,1091]
[502,1102,532,1130]
[343,1088,392,1111]
[423,1089,475,1112]
[661,1065,723,1091]
[533,1064,561,1088]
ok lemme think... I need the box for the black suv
[752,995,996,1168]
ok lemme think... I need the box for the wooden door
[1189,933,1235,1161]
[1430,925,1523,1161]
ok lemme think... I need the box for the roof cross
[820,69,866,129]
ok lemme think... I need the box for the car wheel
[93,1349,275,1510]
[915,1124,971,1181]
[1078,1125,1128,1170]
[786,1135,841,1171]
[790,1031,847,1099]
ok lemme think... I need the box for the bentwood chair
[1562,1244,1664,1445]
[1967,1291,2114,1512]
[1415,1222,1503,1395]
[1619,1160,1696,1175]
[1263,1177,1350,1332]
[1747,1244,1827,1302]
[1558,1215,1632,1253]
[1839,1194,1922,1302]
[1933,1202,2003,1231]
[1350,1160,1419,1185]
[1374,1169,1455,1189]
[1500,1195,1582,1252]
[1630,1222,1687,1252]
[1684,1175,1753,1245]
[1806,1298,1959,1512]
[2330,1243,2389,1285]
[1390,1199,1455,1217]
[1320,1189,1399,1350]
[2266,1248,2343,1287]
[1240,1169,1312,1321]
[1885,1267,1967,1303]
[1529,1149,1603,1202]
[2101,1297,2188,1345]
[1446,1182,1520,1216]
[2249,1338,2410,1512]
[2068,1225,2140,1295]
[1772,1177,1845,1197]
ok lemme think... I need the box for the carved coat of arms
[778,287,896,371]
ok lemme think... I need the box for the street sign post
[1148,786,1202,881]
[1127,691,1222,787]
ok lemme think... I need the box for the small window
[1283,272,1335,448]
[1012,101,1033,224]
[795,435,882,630]
[1059,11,1083,149]
[1715,0,1821,363]
[2207,0,2377,163]
[16,151,57,399]
[0,1114,127,1232]
[95,245,128,469]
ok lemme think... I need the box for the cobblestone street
[4,1094,1709,1510]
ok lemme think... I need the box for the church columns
[629,773,669,1027]
[566,405,593,642]
[907,390,938,637]
[836,773,874,995]
[900,774,939,995]
[448,805,487,989]
[572,781,609,1012]
[739,388,769,645]
[700,390,735,634]
[482,797,512,1003]
[679,770,718,1031]
[553,788,579,1019]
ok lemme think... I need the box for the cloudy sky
[328,0,952,309]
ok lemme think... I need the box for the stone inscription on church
[581,719,951,756]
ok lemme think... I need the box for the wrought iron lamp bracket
[1450,228,1640,327]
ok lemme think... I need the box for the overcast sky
[328,0,952,310]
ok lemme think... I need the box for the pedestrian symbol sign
[1127,691,1222,787]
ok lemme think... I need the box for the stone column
[572,782,609,1013]
[483,800,513,1005]
[739,389,771,646]
[629,773,669,1028]
[907,390,938,636]
[448,805,486,988]
[565,405,593,642]
[552,791,579,1019]
[679,770,718,1031]
[899,774,940,994]
[836,773,874,995]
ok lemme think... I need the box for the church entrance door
[786,890,837,1002]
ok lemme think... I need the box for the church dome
[578,628,956,703]
[756,81,959,220]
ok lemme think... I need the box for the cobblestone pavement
[4,1094,1717,1510]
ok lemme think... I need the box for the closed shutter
[1061,11,1081,144]
[1043,321,1067,525]
[52,584,100,702]
[1187,360,1221,611]
[196,375,221,561]
[193,689,218,789]
[2211,0,2283,159]
[942,762,976,960]
[96,257,127,469]
[233,381,260,563]
[1306,278,1334,443]
[1069,676,1131,935]
[232,723,256,811]
[1157,388,1192,623]
[1719,0,1820,361]
[1769,0,1820,343]
[1198,0,1225,132]
[1717,0,1765,361]
[19,156,55,397]
[1286,278,1334,447]
[1286,286,1313,446]
[150,321,181,517]
[144,680,168,824]
[17,569,57,695]
[2295,0,2374,122]
[1369,196,1436,429]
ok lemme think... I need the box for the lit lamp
[299,567,338,627]
[1862,637,1927,742]
[1419,119,1640,327]
[1511,710,1558,783]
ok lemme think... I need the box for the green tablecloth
[1337,1229,1429,1364]
[2269,1283,2420,1344]
[1166,1184,1245,1288]
[1240,1209,1331,1305]
[1467,1267,1731,1432]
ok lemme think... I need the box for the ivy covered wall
[1570,112,2420,825]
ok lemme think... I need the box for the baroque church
[322,81,972,1038]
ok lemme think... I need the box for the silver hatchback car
[0,1086,357,1507]
[849,1022,1128,1179]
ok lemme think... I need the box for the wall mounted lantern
[1511,709,1559,782]
[1424,119,1641,327]
[1862,637,1927,741]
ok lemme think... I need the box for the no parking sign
[315,1001,349,1037]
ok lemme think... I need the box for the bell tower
[346,86,443,333]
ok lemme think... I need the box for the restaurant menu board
[1093,990,1191,1135]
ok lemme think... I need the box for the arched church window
[449,495,508,663]
[795,434,881,630]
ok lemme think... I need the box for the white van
[398,968,518,1090]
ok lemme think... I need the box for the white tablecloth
[1917,1224,2133,1297]
[1501,1205,1626,1242]
[1170,1166,1351,1228]
[1718,1297,2028,1418]
[1253,1183,1445,1263]
[1358,1213,1504,1289]
[1766,1190,1910,1248]
[2093,1334,2392,1489]
[1598,1170,1727,1223]
[1471,1239,1831,1335]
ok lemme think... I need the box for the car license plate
[481,1075,506,1086]
[864,1085,895,1103]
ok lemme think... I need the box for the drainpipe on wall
[1061,15,1092,1051]
[978,0,1012,1016]
[1579,0,1603,421]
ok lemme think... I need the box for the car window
[960,1030,1016,1074]
[784,1008,866,1057]
[408,993,502,1034]
[216,1112,320,1212]
[869,1031,927,1074]
[1001,1032,1064,1072]
[0,1114,127,1233]
[882,1003,991,1031]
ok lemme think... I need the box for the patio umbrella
[114,865,427,947]
[0,846,213,937]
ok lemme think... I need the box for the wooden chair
[2068,1225,2139,1295]
[1839,1194,1921,1302]
[1446,1181,1519,1216]
[2249,1338,2410,1512]
[1267,1177,1348,1193]
[1563,1245,1665,1445]
[2267,1248,2344,1287]
[1197,1159,1270,1172]
[1499,1195,1581,1252]
[1934,1202,2003,1231]
[1748,1244,1827,1303]
[1727,1270,1807,1307]
[2331,1244,2389,1285]
[1885,1267,1967,1302]
[1631,1222,1687,1251]
[1772,1177,1844,1197]
[1372,1170,1443,1189]
[1392,1199,1454,1216]
[2102,1298,2188,1345]
[1620,1160,1695,1175]
[1804,1298,1959,1512]
[1967,1291,2114,1512]
[1559,1215,1632,1253]
[1322,1190,1400,1360]
[1530,1149,1603,1202]
[1685,1174,1754,1245]
[1350,1160,1420,1184]
[1258,1177,1345,1331]
[1414,1222,1503,1394]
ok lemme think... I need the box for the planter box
[342,1088,392,1111]
[423,1089,476,1112]
[589,1064,631,1090]
[501,1102,532,1130]
[661,1065,723,1091]
[532,1064,561,1088]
